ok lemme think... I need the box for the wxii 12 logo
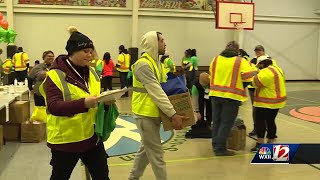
[273,145,289,161]
[251,144,299,164]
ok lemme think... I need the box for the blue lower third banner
[251,144,320,164]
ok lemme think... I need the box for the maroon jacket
[44,55,97,152]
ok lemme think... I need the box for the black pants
[50,143,110,180]
[248,88,256,130]
[34,93,46,106]
[195,99,212,128]
[102,76,113,91]
[185,70,196,90]
[15,70,28,82]
[255,107,279,139]
[119,72,128,96]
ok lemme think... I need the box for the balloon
[0,26,7,43]
[0,20,8,30]
[0,12,3,21]
[6,28,17,43]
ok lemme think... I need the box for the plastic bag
[95,103,119,142]
[161,75,188,96]
[30,106,47,123]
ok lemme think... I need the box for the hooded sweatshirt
[133,31,176,118]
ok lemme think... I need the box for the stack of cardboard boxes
[0,101,30,142]
[0,101,46,152]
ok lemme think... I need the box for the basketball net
[234,22,244,32]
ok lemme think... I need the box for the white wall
[254,0,320,17]
[14,13,131,64]
[138,16,234,66]
[243,22,319,80]
[242,0,320,80]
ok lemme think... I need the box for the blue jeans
[211,97,241,153]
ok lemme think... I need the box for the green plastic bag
[95,103,119,142]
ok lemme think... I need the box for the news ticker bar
[251,144,320,164]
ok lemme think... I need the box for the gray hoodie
[133,31,176,118]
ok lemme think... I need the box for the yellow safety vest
[182,60,193,71]
[117,53,130,72]
[39,67,100,144]
[209,56,256,102]
[2,59,12,74]
[247,62,259,88]
[163,57,176,74]
[12,52,29,71]
[132,53,167,117]
[253,65,286,109]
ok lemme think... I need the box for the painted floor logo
[104,115,173,157]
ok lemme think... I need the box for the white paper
[98,87,128,102]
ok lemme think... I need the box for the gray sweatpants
[129,116,167,180]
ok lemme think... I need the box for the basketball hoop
[215,0,255,30]
[233,22,244,31]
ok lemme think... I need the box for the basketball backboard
[214,0,255,30]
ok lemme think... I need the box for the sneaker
[215,150,236,156]
[249,130,257,136]
[185,131,193,139]
[250,143,261,153]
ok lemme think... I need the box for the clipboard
[98,87,128,102]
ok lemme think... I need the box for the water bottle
[24,78,28,86]
[14,79,18,93]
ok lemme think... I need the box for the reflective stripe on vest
[253,75,263,87]
[132,87,148,93]
[89,67,100,81]
[13,53,27,70]
[242,71,257,80]
[54,69,72,101]
[210,56,245,96]
[41,67,100,144]
[255,66,286,104]
[132,54,166,117]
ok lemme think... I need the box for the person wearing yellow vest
[12,47,30,82]
[117,45,130,97]
[181,49,195,89]
[160,51,176,78]
[1,57,14,85]
[209,41,256,156]
[250,56,286,152]
[39,26,112,180]
[247,45,279,136]
[128,31,189,180]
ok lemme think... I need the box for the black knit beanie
[65,26,94,55]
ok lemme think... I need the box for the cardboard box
[21,121,46,143]
[9,101,30,123]
[3,123,21,141]
[227,126,246,151]
[0,125,3,151]
[160,92,196,131]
